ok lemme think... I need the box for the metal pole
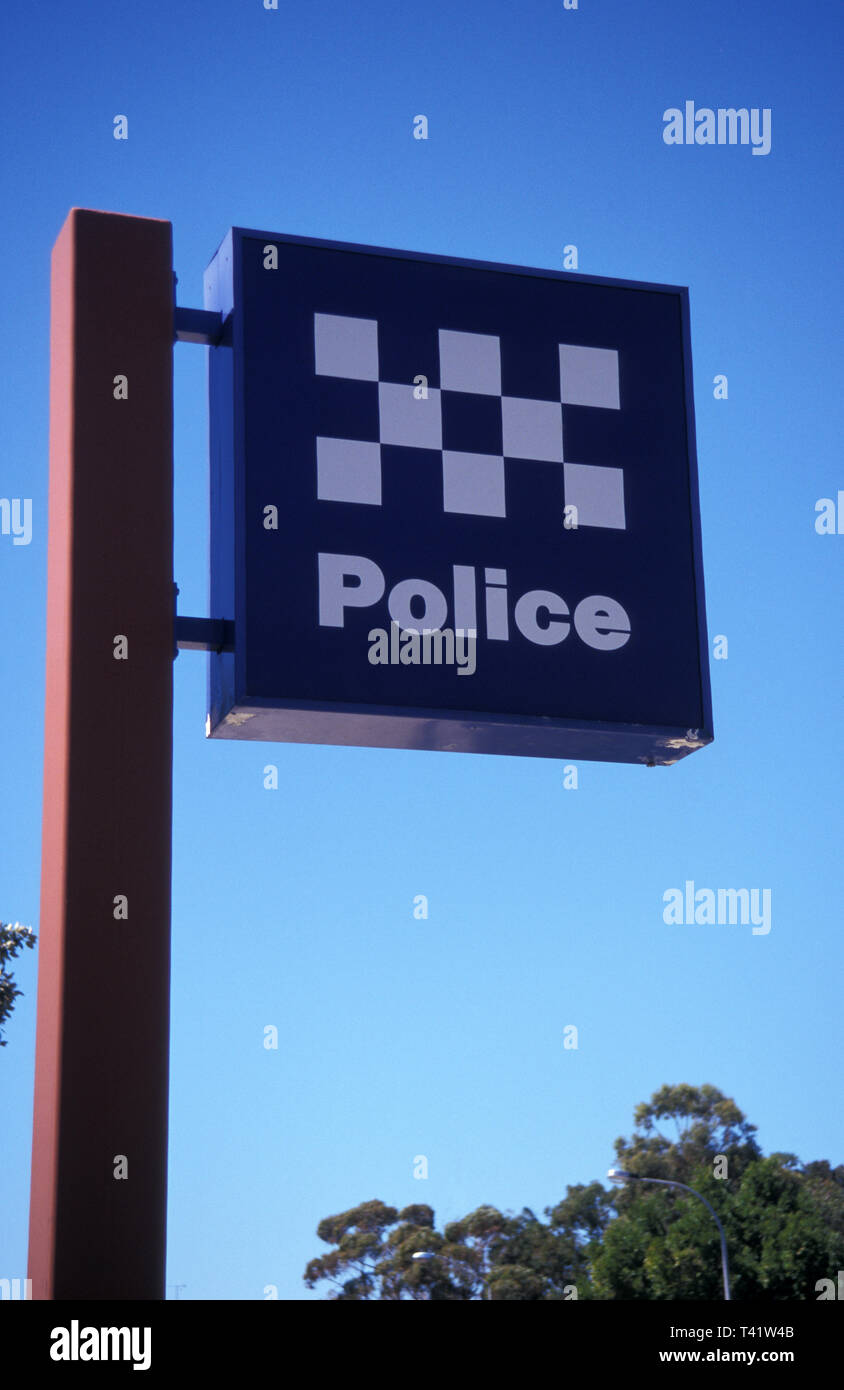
[28,208,174,1299]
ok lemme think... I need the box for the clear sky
[0,0,841,1300]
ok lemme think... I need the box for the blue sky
[1,0,841,1299]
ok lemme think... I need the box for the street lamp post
[607,1168,731,1301]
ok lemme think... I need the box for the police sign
[204,230,712,765]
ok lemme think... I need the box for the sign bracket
[174,616,235,653]
[173,305,224,345]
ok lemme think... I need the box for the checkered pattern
[313,314,625,529]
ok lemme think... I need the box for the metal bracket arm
[173,306,224,345]
[174,617,235,653]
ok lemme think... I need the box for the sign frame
[204,228,713,766]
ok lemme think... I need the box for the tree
[302,1200,470,1300]
[304,1197,597,1300]
[589,1085,844,1300]
[0,921,36,1047]
[611,1082,761,1184]
[305,1086,844,1300]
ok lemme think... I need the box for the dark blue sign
[204,229,712,765]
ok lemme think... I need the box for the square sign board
[204,229,712,765]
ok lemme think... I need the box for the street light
[607,1167,731,1301]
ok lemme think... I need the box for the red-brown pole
[28,209,174,1299]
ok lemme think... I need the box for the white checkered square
[559,345,620,409]
[502,396,563,462]
[438,329,501,396]
[563,462,625,529]
[317,437,382,505]
[315,313,379,381]
[379,382,442,450]
[442,451,506,517]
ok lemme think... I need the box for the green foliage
[305,1196,592,1300]
[594,1085,844,1300]
[728,1156,841,1299]
[0,921,36,1047]
[305,1085,844,1301]
[614,1082,761,1185]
